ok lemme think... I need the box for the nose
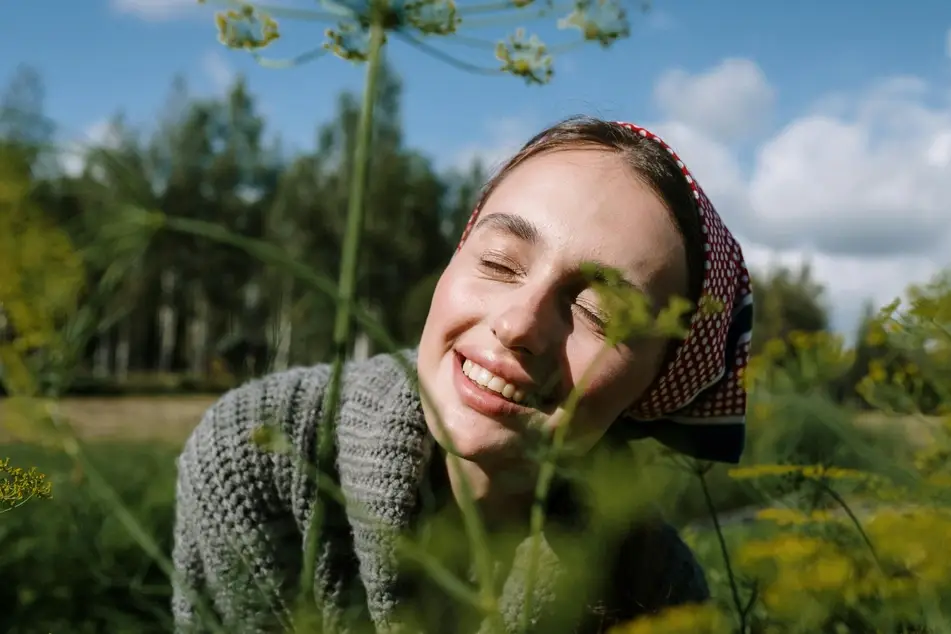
[489,283,563,356]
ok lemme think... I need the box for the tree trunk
[272,276,294,371]
[187,282,209,377]
[115,317,131,382]
[93,331,113,378]
[157,269,177,373]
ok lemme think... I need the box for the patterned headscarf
[455,121,753,464]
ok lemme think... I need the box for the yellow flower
[789,330,813,350]
[864,325,887,347]
[0,457,52,513]
[738,534,824,567]
[867,360,887,383]
[755,507,840,526]
[727,464,799,480]
[762,338,787,360]
[609,603,730,634]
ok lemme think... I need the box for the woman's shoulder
[177,349,421,491]
[194,349,418,437]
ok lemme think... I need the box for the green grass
[0,395,929,633]
[0,441,180,634]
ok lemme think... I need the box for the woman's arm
[171,369,329,633]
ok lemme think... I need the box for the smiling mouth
[460,357,530,404]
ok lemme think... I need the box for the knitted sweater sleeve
[171,367,331,634]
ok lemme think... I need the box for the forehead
[480,148,685,274]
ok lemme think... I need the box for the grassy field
[0,395,938,444]
[1,394,943,633]
[853,409,940,447]
[0,395,219,445]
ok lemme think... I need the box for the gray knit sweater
[172,350,709,634]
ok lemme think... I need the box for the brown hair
[475,115,705,307]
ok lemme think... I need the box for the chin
[419,353,527,464]
[437,405,524,462]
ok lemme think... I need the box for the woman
[172,116,753,634]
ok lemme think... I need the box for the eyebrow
[474,212,541,245]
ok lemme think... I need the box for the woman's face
[417,148,689,467]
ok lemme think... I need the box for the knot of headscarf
[456,121,753,464]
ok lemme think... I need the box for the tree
[0,64,54,170]
[751,264,830,355]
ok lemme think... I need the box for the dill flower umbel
[0,457,52,513]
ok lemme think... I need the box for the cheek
[567,338,669,425]
[420,262,484,348]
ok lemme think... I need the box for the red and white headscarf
[455,121,754,464]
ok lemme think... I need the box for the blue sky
[6,0,950,164]
[4,0,951,333]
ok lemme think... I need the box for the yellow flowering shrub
[0,146,78,510]
[614,271,951,633]
[0,145,84,401]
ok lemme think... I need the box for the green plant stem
[396,539,488,610]
[47,405,229,634]
[440,445,505,633]
[517,347,609,634]
[819,481,882,569]
[697,465,747,634]
[298,3,388,611]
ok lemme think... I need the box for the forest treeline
[0,62,925,407]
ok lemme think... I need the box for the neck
[445,454,537,532]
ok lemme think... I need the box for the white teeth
[487,376,506,392]
[461,359,529,403]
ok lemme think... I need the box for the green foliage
[0,443,178,634]
[666,272,951,634]
[3,43,951,634]
[750,264,829,355]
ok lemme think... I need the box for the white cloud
[649,53,951,334]
[202,50,235,95]
[742,243,944,333]
[60,119,125,177]
[449,117,535,174]
[111,0,198,21]
[653,58,775,142]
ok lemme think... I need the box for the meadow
[3,355,950,634]
[2,6,949,627]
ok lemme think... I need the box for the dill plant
[657,274,951,634]
[0,457,51,514]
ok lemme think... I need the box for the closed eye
[481,259,516,275]
[573,301,606,330]
[478,251,524,279]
